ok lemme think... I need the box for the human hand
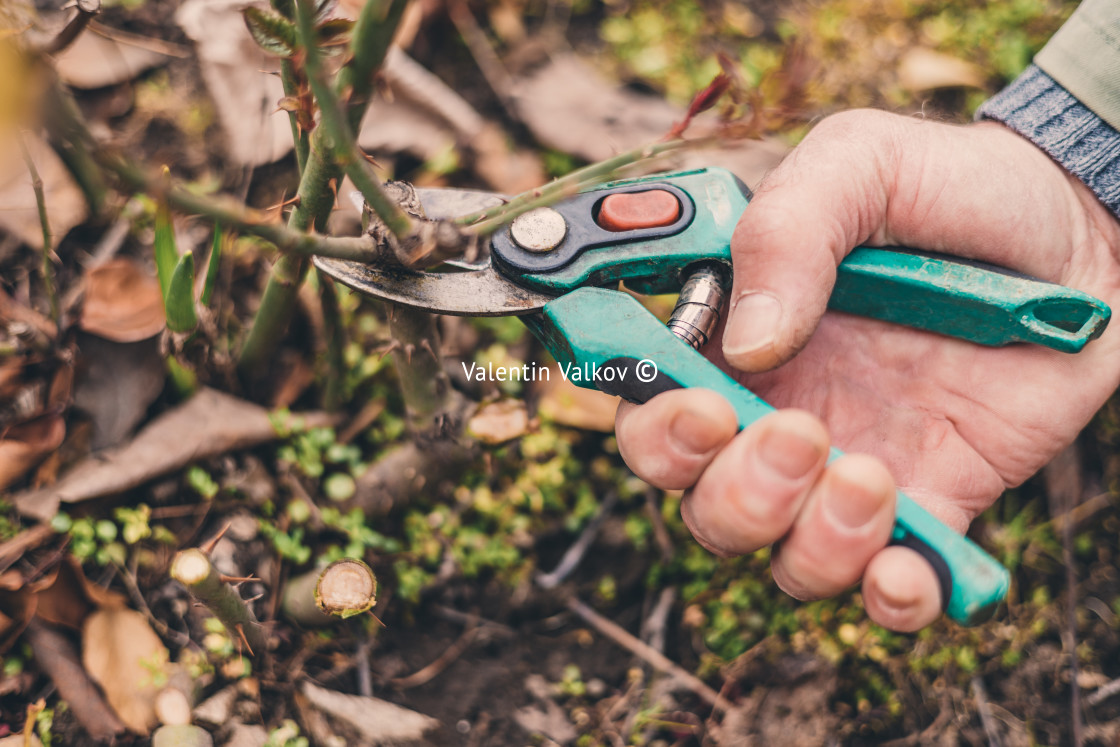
[615,110,1120,631]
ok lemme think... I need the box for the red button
[597,190,681,232]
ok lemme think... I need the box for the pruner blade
[317,186,554,316]
[312,257,554,317]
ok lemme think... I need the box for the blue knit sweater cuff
[977,64,1120,219]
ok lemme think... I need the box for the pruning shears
[314,167,1111,626]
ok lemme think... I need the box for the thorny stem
[42,81,107,218]
[388,304,457,431]
[317,270,346,411]
[279,59,309,174]
[44,76,377,261]
[459,138,703,235]
[294,0,411,237]
[104,150,379,260]
[43,0,100,55]
[336,0,410,134]
[18,132,58,321]
[171,548,267,656]
[237,0,407,379]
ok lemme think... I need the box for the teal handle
[527,287,1010,625]
[515,167,1109,354]
[833,248,1111,353]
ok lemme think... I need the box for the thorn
[419,338,436,357]
[376,339,401,360]
[403,343,415,364]
[218,574,258,584]
[199,522,232,555]
[235,623,255,656]
[369,611,386,628]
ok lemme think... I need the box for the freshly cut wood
[171,549,266,656]
[316,558,377,618]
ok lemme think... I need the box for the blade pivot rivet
[510,207,567,253]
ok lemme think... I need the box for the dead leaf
[300,680,440,744]
[25,619,128,740]
[80,258,166,342]
[513,675,578,745]
[467,399,530,444]
[0,130,87,251]
[0,569,37,655]
[53,26,171,89]
[536,368,617,433]
[509,54,786,188]
[897,48,984,92]
[72,332,166,450]
[35,555,126,630]
[0,413,65,492]
[82,606,170,734]
[176,0,294,166]
[152,724,213,747]
[12,387,337,520]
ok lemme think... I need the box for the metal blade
[321,186,551,315]
[313,256,553,316]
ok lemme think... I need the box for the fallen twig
[565,596,722,708]
[25,618,127,740]
[43,0,100,55]
[388,624,479,689]
[11,388,336,520]
[971,676,1002,747]
[536,491,618,589]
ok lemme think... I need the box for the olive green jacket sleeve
[1035,0,1120,132]
[977,0,1120,217]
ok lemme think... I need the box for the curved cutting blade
[313,256,554,316]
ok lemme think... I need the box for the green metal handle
[527,287,1010,625]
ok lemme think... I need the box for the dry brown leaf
[73,333,166,449]
[80,258,165,342]
[53,27,171,89]
[0,414,65,492]
[176,0,293,166]
[467,399,530,444]
[509,54,786,188]
[0,734,42,747]
[536,368,618,433]
[0,130,87,251]
[300,680,440,744]
[12,388,337,520]
[35,555,126,630]
[897,48,984,92]
[82,606,170,734]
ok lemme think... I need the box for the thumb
[722,110,902,372]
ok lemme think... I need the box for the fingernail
[668,408,725,455]
[724,292,783,359]
[758,423,823,479]
[824,474,887,529]
[868,573,920,612]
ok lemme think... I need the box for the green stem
[102,151,378,260]
[318,270,345,411]
[18,132,58,322]
[459,138,701,235]
[42,81,107,218]
[387,304,455,430]
[237,0,408,380]
[295,0,411,237]
[337,0,410,133]
[170,549,267,656]
[279,59,309,174]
